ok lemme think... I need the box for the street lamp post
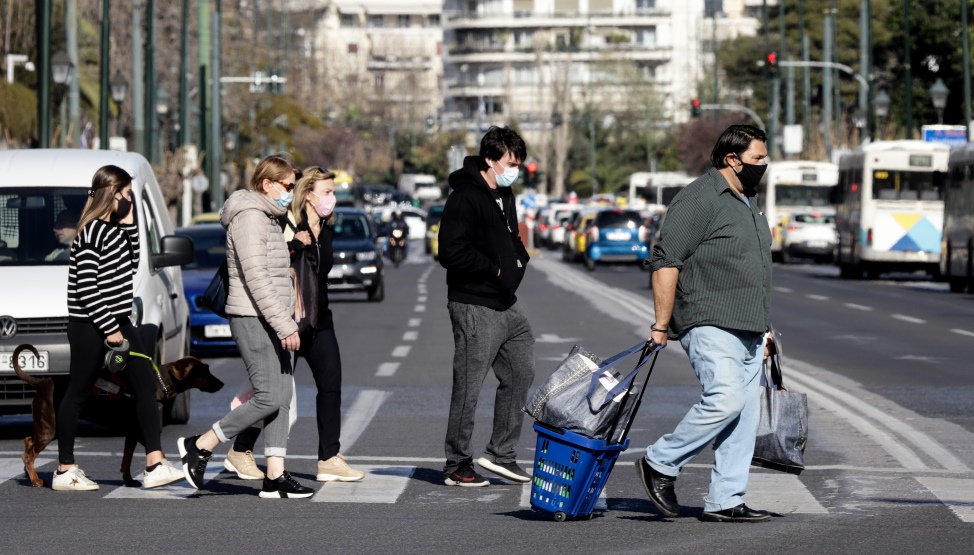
[929,78,950,125]
[111,71,129,137]
[874,89,890,139]
[156,85,171,160]
[51,51,74,148]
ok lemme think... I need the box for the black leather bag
[291,248,318,333]
[201,260,230,318]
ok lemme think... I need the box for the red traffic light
[766,52,777,64]
[527,161,538,173]
[691,98,701,108]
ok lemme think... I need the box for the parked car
[0,149,194,421]
[329,208,385,301]
[582,209,649,271]
[425,204,444,254]
[358,184,397,207]
[175,224,238,357]
[547,204,577,249]
[562,210,597,263]
[779,210,837,264]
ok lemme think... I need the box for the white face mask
[490,160,519,188]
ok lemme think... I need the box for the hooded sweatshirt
[438,155,529,310]
[220,189,297,339]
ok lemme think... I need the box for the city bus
[942,144,974,293]
[758,161,839,260]
[626,172,693,211]
[836,140,950,279]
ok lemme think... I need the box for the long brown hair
[291,166,338,226]
[76,165,133,232]
[251,153,299,193]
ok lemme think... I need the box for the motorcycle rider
[389,209,409,260]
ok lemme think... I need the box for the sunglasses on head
[307,167,331,180]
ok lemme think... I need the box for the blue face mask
[273,187,294,208]
[490,160,519,188]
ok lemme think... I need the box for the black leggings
[57,318,162,465]
[235,327,342,460]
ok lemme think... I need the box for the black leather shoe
[701,504,771,523]
[635,457,679,517]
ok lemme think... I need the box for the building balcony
[367,56,435,71]
[444,10,671,30]
[445,43,673,64]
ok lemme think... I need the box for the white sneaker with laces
[52,466,99,491]
[143,459,186,488]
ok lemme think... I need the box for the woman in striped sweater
[53,165,184,491]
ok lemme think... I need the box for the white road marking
[376,362,400,377]
[414,304,426,312]
[391,346,411,357]
[103,461,225,499]
[806,294,829,301]
[745,473,828,514]
[408,318,422,327]
[312,465,415,503]
[340,389,390,452]
[916,477,974,523]
[892,314,926,324]
[417,296,427,303]
[0,456,52,486]
[951,328,974,338]
[402,331,418,341]
[774,286,794,293]
[845,303,874,311]
[535,333,582,344]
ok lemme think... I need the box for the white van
[0,150,194,422]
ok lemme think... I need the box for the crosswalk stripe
[916,477,974,523]
[0,456,52,486]
[340,389,390,452]
[103,461,225,499]
[312,465,415,503]
[745,473,828,514]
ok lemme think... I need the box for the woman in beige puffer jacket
[175,154,315,499]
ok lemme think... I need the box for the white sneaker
[143,459,186,489]
[52,466,99,491]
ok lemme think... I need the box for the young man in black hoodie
[438,126,535,487]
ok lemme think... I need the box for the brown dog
[12,343,224,488]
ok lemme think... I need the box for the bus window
[872,170,945,201]
[775,185,832,207]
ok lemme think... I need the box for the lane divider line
[893,314,926,324]
[774,287,794,293]
[391,346,411,357]
[408,318,422,327]
[376,362,400,377]
[951,328,974,338]
[806,294,829,301]
[414,305,426,312]
[845,303,874,311]
[402,331,418,341]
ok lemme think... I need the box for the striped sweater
[67,219,140,337]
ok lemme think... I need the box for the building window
[348,43,358,55]
[340,13,356,27]
[368,14,384,28]
[427,14,440,27]
[374,74,385,90]
[635,27,657,46]
[398,14,411,28]
[636,0,656,9]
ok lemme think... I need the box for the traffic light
[765,52,778,78]
[526,161,538,186]
[691,98,702,118]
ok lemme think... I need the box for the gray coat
[220,189,297,340]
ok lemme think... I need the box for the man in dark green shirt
[636,124,774,523]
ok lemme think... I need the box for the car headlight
[356,250,377,261]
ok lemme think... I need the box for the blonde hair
[291,166,338,226]
[250,153,299,193]
[76,165,133,232]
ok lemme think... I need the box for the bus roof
[854,140,951,154]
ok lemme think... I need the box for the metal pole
[902,1,913,138]
[132,0,144,156]
[964,0,972,138]
[99,0,110,149]
[199,0,210,184]
[145,0,157,160]
[179,0,190,147]
[859,0,869,143]
[209,2,223,208]
[67,0,81,147]
[37,0,52,148]
[823,17,833,159]
[802,34,811,156]
[865,0,875,141]
[712,11,719,121]
[781,0,793,159]
[832,0,840,141]
[763,0,775,156]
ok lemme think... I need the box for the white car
[779,210,837,264]
[0,149,195,421]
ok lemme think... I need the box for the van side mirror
[152,235,195,268]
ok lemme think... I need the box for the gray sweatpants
[444,301,535,475]
[213,317,293,457]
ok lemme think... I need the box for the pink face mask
[310,192,337,218]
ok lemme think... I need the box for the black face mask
[733,159,767,197]
[112,195,133,222]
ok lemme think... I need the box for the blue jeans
[645,325,766,512]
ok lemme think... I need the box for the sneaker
[51,466,99,491]
[259,471,315,499]
[177,435,212,490]
[143,459,185,489]
[225,448,265,480]
[476,457,531,483]
[316,454,365,482]
[444,465,490,487]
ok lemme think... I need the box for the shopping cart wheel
[554,511,567,522]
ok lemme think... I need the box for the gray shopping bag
[751,354,808,474]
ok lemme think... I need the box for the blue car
[176,224,238,357]
[583,209,650,271]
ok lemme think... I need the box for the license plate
[204,324,232,338]
[0,350,50,372]
[328,267,343,279]
[607,230,631,241]
[807,241,829,248]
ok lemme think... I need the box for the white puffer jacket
[220,189,297,339]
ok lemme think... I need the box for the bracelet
[651,325,667,333]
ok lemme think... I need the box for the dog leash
[129,351,173,397]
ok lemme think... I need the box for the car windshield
[0,187,89,266]
[793,213,835,224]
[595,210,641,227]
[334,213,372,240]
[177,225,227,269]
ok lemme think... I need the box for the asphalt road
[2,243,973,554]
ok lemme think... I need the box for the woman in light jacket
[176,154,314,499]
